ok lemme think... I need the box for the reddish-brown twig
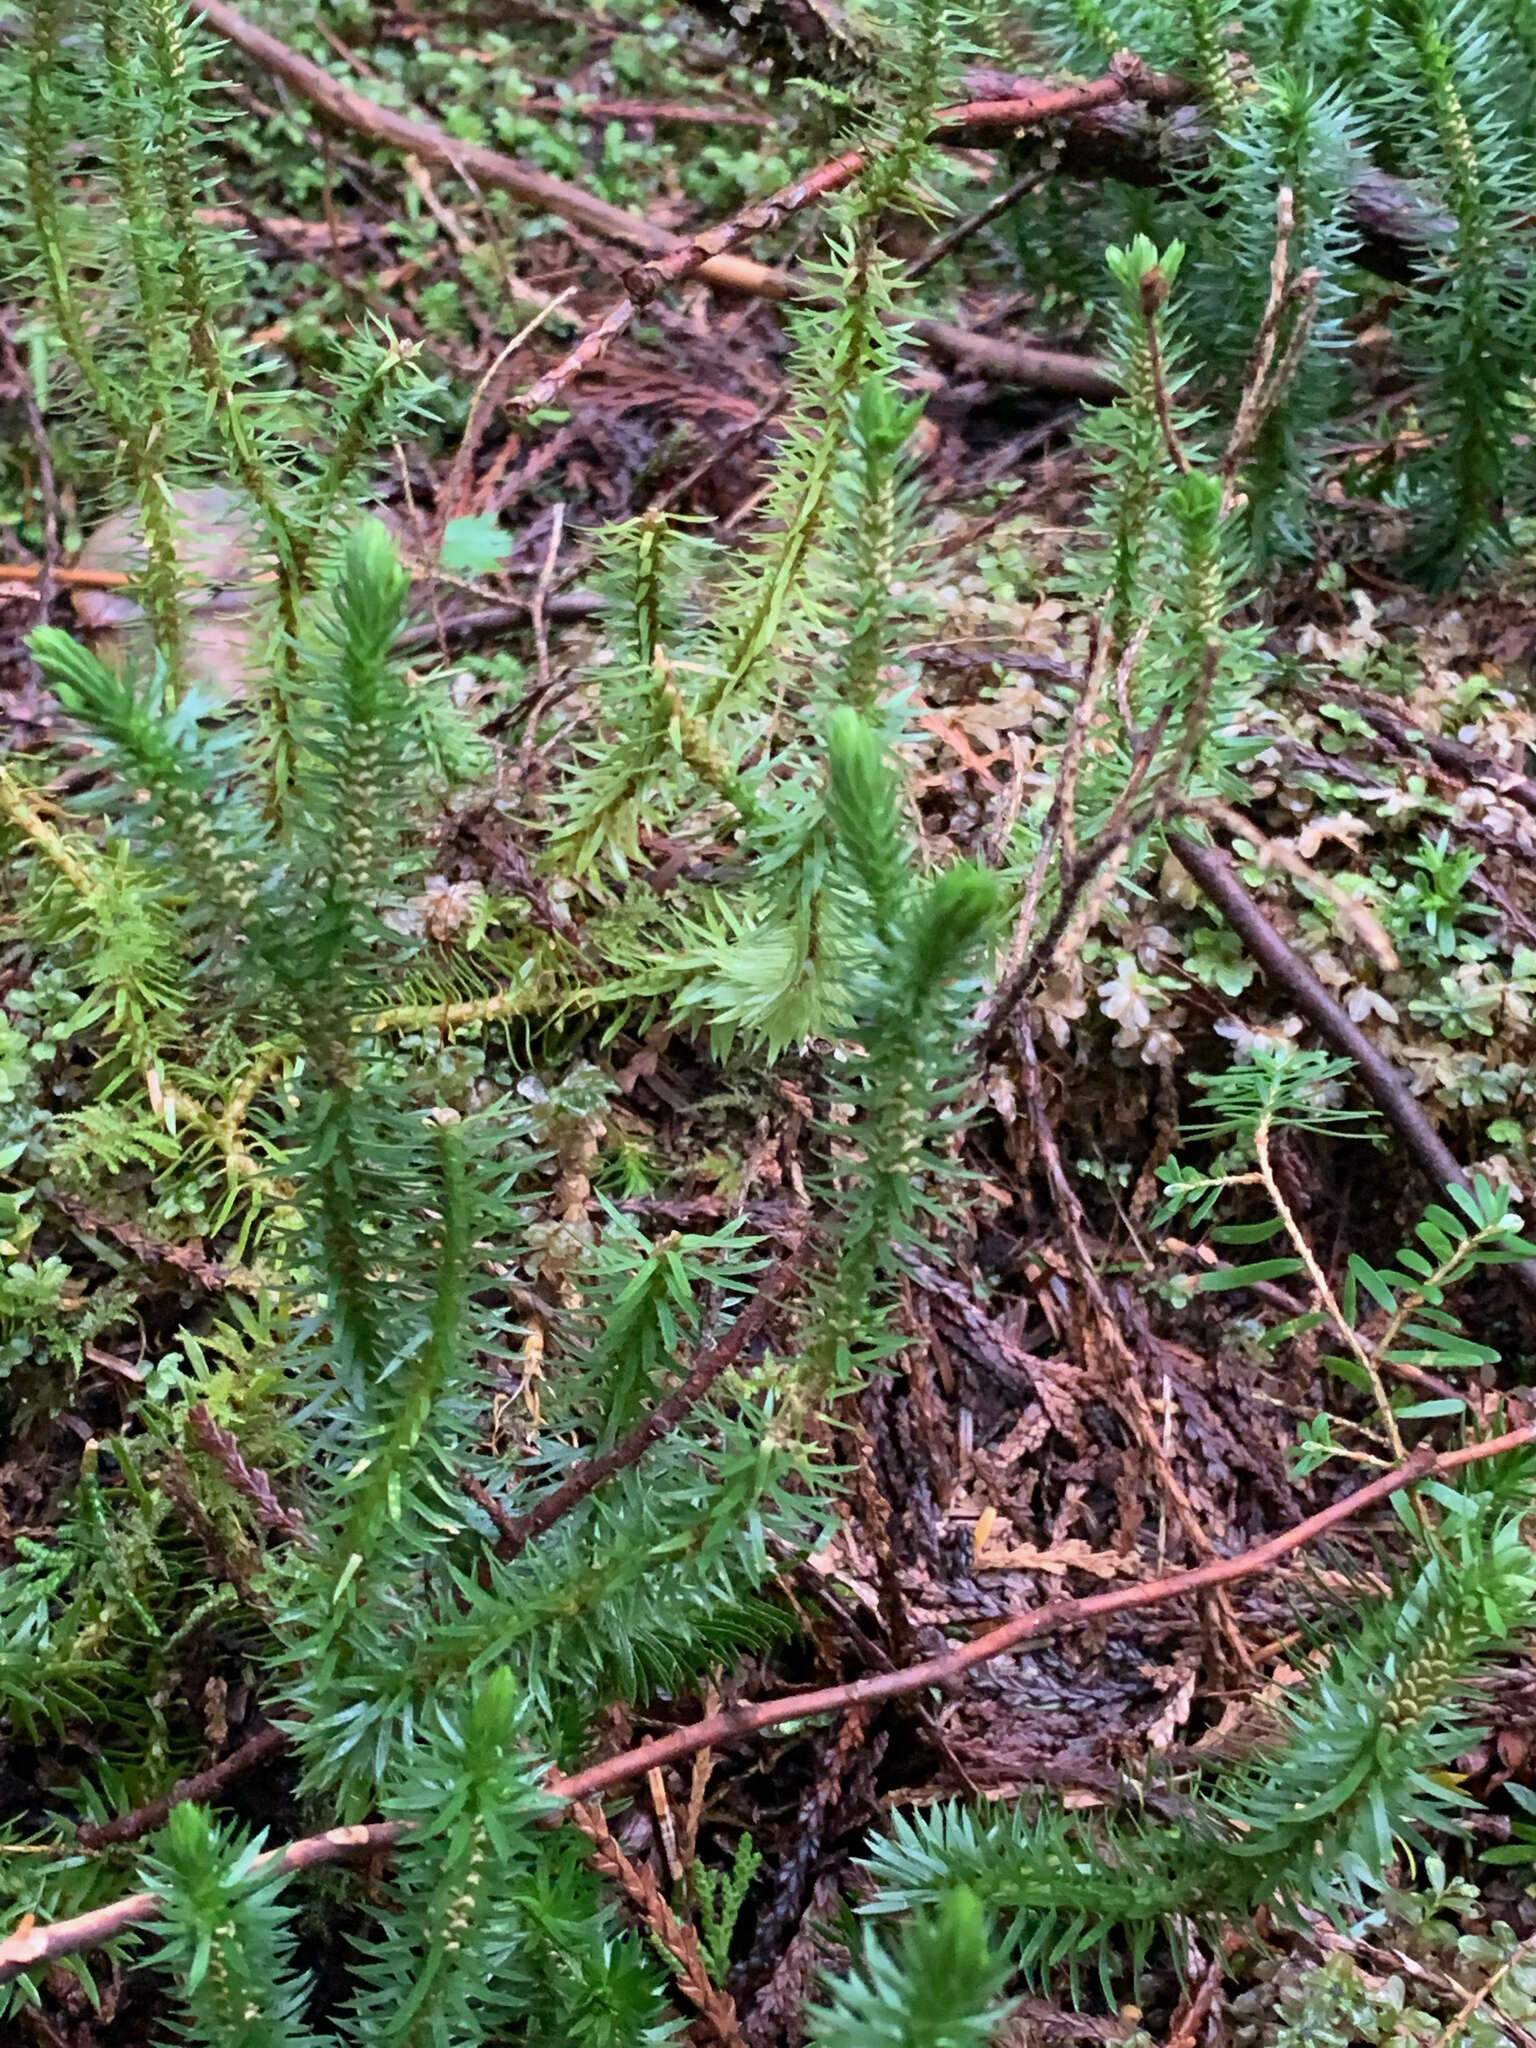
[547,1424,1535,1800]
[0,563,133,591]
[518,73,1159,411]
[0,1822,404,1987]
[492,1257,800,1559]
[623,148,869,307]
[7,1425,1532,1988]
[75,1726,290,1851]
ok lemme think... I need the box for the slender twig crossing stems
[549,1424,1535,1802]
[489,1257,800,1560]
[8,1426,1532,1990]
[75,1727,289,1851]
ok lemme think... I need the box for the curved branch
[7,1426,1531,1990]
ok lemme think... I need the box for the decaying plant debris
[6,0,1536,2042]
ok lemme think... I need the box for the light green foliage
[139,1806,325,2048]
[0,7,1011,2034]
[697,1832,764,1978]
[1013,0,1536,572]
[807,1888,1013,2048]
[1156,1044,1534,1466]
[1234,1865,1536,2042]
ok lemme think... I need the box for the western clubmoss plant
[10,0,429,727]
[807,1886,1013,2048]
[1376,0,1536,571]
[1014,0,1536,576]
[801,709,999,1396]
[139,1805,326,2048]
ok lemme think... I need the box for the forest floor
[8,2,1536,2043]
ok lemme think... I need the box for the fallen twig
[7,1425,1532,1987]
[0,563,132,591]
[1165,828,1536,1299]
[191,2,1128,403]
[75,1726,289,1851]
[1335,686,1536,821]
[908,167,1045,281]
[1167,830,1483,1189]
[550,1423,1534,1801]
[0,1821,405,1986]
[909,320,1121,399]
[490,1256,800,1560]
[623,147,869,307]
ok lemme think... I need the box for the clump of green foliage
[1005,0,1536,573]
[0,0,1002,2036]
[5,0,1536,2041]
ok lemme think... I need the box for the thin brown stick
[1165,828,1536,1301]
[1222,186,1296,496]
[0,563,133,591]
[907,168,1045,281]
[514,295,649,416]
[907,320,1121,399]
[1166,830,1484,1193]
[75,1726,289,1851]
[1338,688,1536,821]
[459,1467,525,1547]
[8,1427,1532,1987]
[0,1822,404,1987]
[493,1257,800,1560]
[549,1424,1535,1800]
[623,147,869,306]
[438,291,577,526]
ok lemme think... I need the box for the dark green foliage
[1019,0,1536,573]
[10,0,1536,2040]
[140,1807,325,2048]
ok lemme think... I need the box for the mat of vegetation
[7,0,1536,2042]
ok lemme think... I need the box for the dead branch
[490,1256,800,1560]
[624,147,869,306]
[549,1425,1535,1800]
[1166,829,1484,1192]
[944,75,1456,282]
[909,321,1121,399]
[0,1822,405,1988]
[75,1726,289,1851]
[7,1426,1532,1988]
[1165,828,1536,1300]
[1334,687,1536,821]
